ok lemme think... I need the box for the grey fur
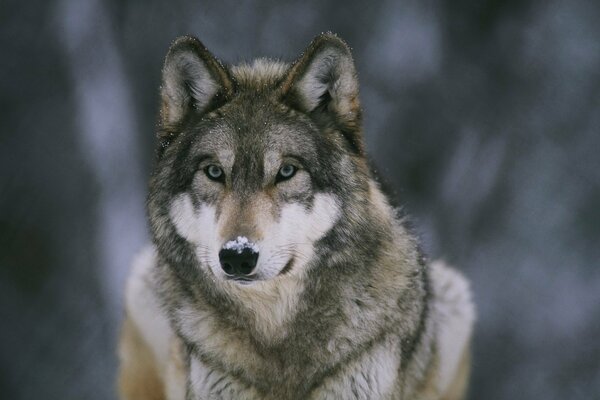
[119,33,474,400]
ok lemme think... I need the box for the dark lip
[278,258,295,276]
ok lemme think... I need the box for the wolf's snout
[219,248,258,276]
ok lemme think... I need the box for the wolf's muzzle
[219,247,258,277]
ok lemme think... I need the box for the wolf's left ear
[160,36,234,128]
[281,33,363,154]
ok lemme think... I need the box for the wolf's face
[167,102,342,283]
[149,34,368,287]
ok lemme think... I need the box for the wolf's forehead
[230,58,289,89]
[197,118,316,158]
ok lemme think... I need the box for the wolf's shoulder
[428,260,475,393]
[429,261,474,321]
[125,245,173,373]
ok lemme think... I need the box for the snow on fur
[222,236,259,254]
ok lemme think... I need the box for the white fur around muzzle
[169,192,340,281]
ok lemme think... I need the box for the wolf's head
[149,34,391,290]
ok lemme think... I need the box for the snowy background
[1,0,599,398]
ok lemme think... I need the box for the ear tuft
[281,33,362,152]
[160,36,234,128]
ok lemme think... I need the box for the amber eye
[205,165,224,182]
[276,164,297,183]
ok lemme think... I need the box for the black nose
[219,248,259,276]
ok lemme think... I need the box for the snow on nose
[222,236,259,254]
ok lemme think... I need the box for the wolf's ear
[281,33,363,154]
[160,36,234,128]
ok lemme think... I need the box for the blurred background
[1,0,599,398]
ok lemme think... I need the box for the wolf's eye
[276,164,297,183]
[205,165,224,182]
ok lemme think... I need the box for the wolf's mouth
[225,257,296,284]
[228,277,255,285]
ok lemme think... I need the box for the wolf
[118,33,475,400]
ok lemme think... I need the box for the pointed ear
[160,36,234,128]
[281,33,363,154]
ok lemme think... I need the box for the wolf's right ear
[159,36,234,129]
[280,33,363,154]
